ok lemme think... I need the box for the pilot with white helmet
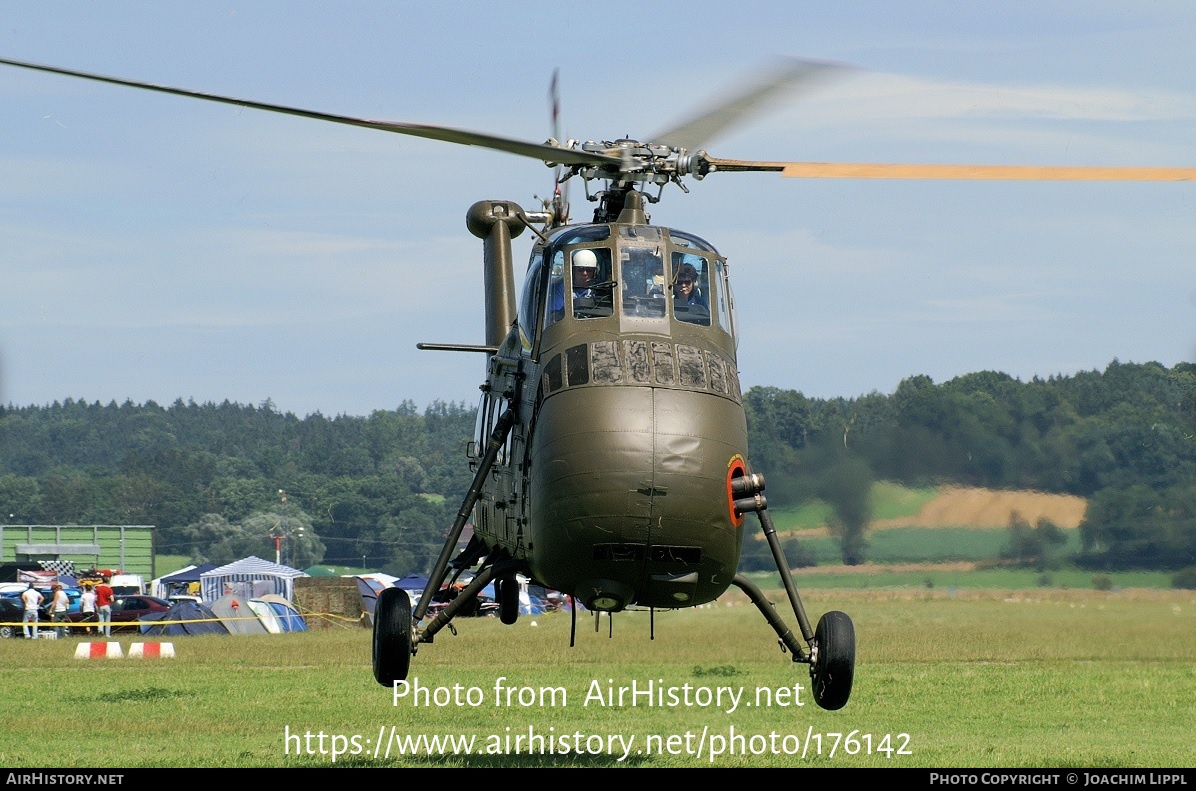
[550,248,605,320]
[571,248,599,298]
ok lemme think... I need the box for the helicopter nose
[528,382,748,609]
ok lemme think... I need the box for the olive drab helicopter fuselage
[466,194,748,614]
[5,55,1189,713]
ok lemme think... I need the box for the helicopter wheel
[497,577,519,625]
[372,587,413,687]
[809,610,855,711]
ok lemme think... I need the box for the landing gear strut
[372,408,520,686]
[730,472,856,711]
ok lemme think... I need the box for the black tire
[0,625,13,639]
[497,577,519,625]
[810,610,855,711]
[372,587,412,687]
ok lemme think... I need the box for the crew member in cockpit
[550,248,603,320]
[571,249,599,299]
[673,262,708,309]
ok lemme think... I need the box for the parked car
[0,586,82,616]
[0,598,30,638]
[64,594,170,634]
[0,595,63,636]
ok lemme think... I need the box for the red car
[65,595,171,634]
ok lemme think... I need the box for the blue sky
[1,2,1193,417]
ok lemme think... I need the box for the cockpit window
[518,249,544,352]
[544,249,565,330]
[670,252,712,326]
[714,258,734,337]
[550,225,611,246]
[619,225,662,242]
[620,245,666,319]
[546,245,614,327]
[669,229,718,252]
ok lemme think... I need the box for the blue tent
[394,574,430,591]
[155,563,218,598]
[256,594,307,632]
[160,563,217,585]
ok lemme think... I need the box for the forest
[1,359,1194,575]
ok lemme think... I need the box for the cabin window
[670,252,712,326]
[474,391,510,467]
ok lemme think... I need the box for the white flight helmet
[572,249,598,270]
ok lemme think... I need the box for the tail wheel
[372,587,413,687]
[810,610,855,711]
[497,577,519,625]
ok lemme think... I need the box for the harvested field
[871,486,1086,530]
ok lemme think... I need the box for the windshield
[534,225,734,343]
[620,244,666,319]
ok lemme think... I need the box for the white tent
[355,572,398,588]
[200,556,308,603]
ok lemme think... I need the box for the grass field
[746,566,1176,591]
[102,484,1189,768]
[1,588,1192,768]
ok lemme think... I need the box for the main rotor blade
[706,158,1196,181]
[650,57,845,152]
[0,57,619,168]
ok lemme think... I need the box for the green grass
[868,481,940,520]
[792,525,1085,565]
[746,567,1176,591]
[1,589,1192,767]
[305,564,373,576]
[154,555,193,576]
[766,482,939,532]
[767,500,838,532]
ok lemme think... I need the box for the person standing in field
[50,584,70,638]
[21,583,43,639]
[79,584,98,635]
[95,576,114,638]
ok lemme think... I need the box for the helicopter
[2,56,1192,712]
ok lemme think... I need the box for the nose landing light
[577,579,635,612]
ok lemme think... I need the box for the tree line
[1,359,1193,575]
[0,397,474,575]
